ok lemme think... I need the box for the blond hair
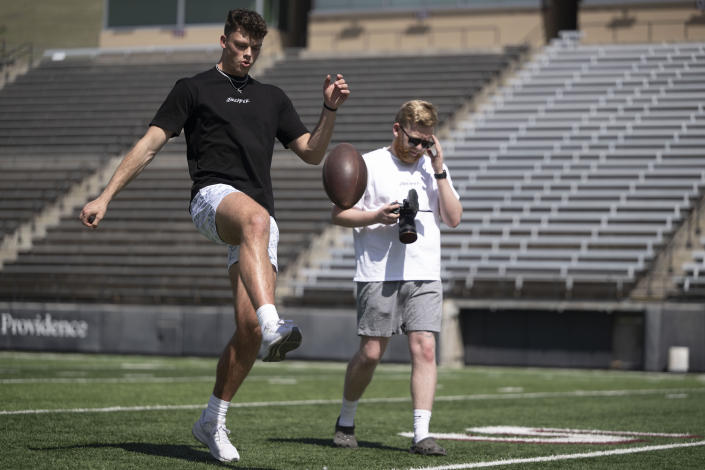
[394,100,438,129]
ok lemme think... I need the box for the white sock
[256,304,280,328]
[413,409,432,443]
[205,394,229,425]
[338,398,358,427]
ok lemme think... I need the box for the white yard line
[0,376,214,384]
[398,426,701,444]
[404,440,705,470]
[0,373,348,385]
[433,387,705,402]
[1,387,704,415]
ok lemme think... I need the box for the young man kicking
[79,9,350,463]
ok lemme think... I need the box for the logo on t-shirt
[226,97,251,104]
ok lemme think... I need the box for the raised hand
[323,73,350,110]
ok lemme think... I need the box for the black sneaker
[333,417,358,448]
[409,437,446,456]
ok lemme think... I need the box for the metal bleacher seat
[439,37,704,300]
[677,237,705,299]
[0,157,101,237]
[261,50,527,304]
[0,153,233,304]
[260,50,522,153]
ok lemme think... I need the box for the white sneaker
[261,319,302,362]
[191,410,240,462]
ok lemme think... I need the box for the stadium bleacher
[0,47,522,304]
[287,34,705,303]
[677,236,705,299]
[0,57,216,157]
[262,50,524,152]
[0,158,100,237]
[2,33,703,308]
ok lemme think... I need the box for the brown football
[322,143,367,209]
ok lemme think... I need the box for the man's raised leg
[214,191,301,361]
[215,192,276,308]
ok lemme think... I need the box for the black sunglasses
[400,126,434,149]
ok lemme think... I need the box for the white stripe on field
[0,376,214,385]
[404,440,705,470]
[1,387,704,416]
[432,388,705,402]
[0,404,207,415]
[398,425,701,443]
[0,372,368,385]
[527,427,699,438]
[398,431,641,444]
[0,374,320,385]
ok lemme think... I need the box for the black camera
[394,189,419,244]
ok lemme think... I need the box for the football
[322,142,367,209]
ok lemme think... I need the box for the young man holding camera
[330,100,462,455]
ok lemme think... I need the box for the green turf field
[1,351,704,469]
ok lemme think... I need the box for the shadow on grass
[269,437,405,452]
[29,442,275,469]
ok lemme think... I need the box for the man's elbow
[291,145,323,165]
[330,207,341,225]
[446,210,463,228]
[447,218,461,229]
[303,150,325,165]
[291,134,325,165]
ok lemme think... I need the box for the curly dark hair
[224,9,268,40]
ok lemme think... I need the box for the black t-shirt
[150,66,309,217]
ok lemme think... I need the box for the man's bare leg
[192,263,271,463]
[408,331,437,412]
[343,336,389,402]
[215,191,275,309]
[215,191,301,361]
[213,262,272,400]
[407,330,445,455]
[333,337,389,448]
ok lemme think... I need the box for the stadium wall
[0,302,411,363]
[3,1,701,58]
[1,300,701,372]
[446,300,705,373]
[307,2,703,52]
[99,25,285,57]
[0,0,102,53]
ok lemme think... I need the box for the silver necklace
[215,65,248,93]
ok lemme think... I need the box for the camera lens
[399,226,417,244]
[398,189,418,244]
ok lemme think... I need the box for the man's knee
[410,332,436,363]
[358,339,386,365]
[216,193,270,244]
[234,319,262,348]
[358,350,382,366]
[243,210,270,240]
[418,344,436,364]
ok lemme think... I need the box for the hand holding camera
[391,189,419,244]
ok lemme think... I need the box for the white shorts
[190,183,279,271]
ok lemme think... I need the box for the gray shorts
[356,280,443,337]
[190,183,279,270]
